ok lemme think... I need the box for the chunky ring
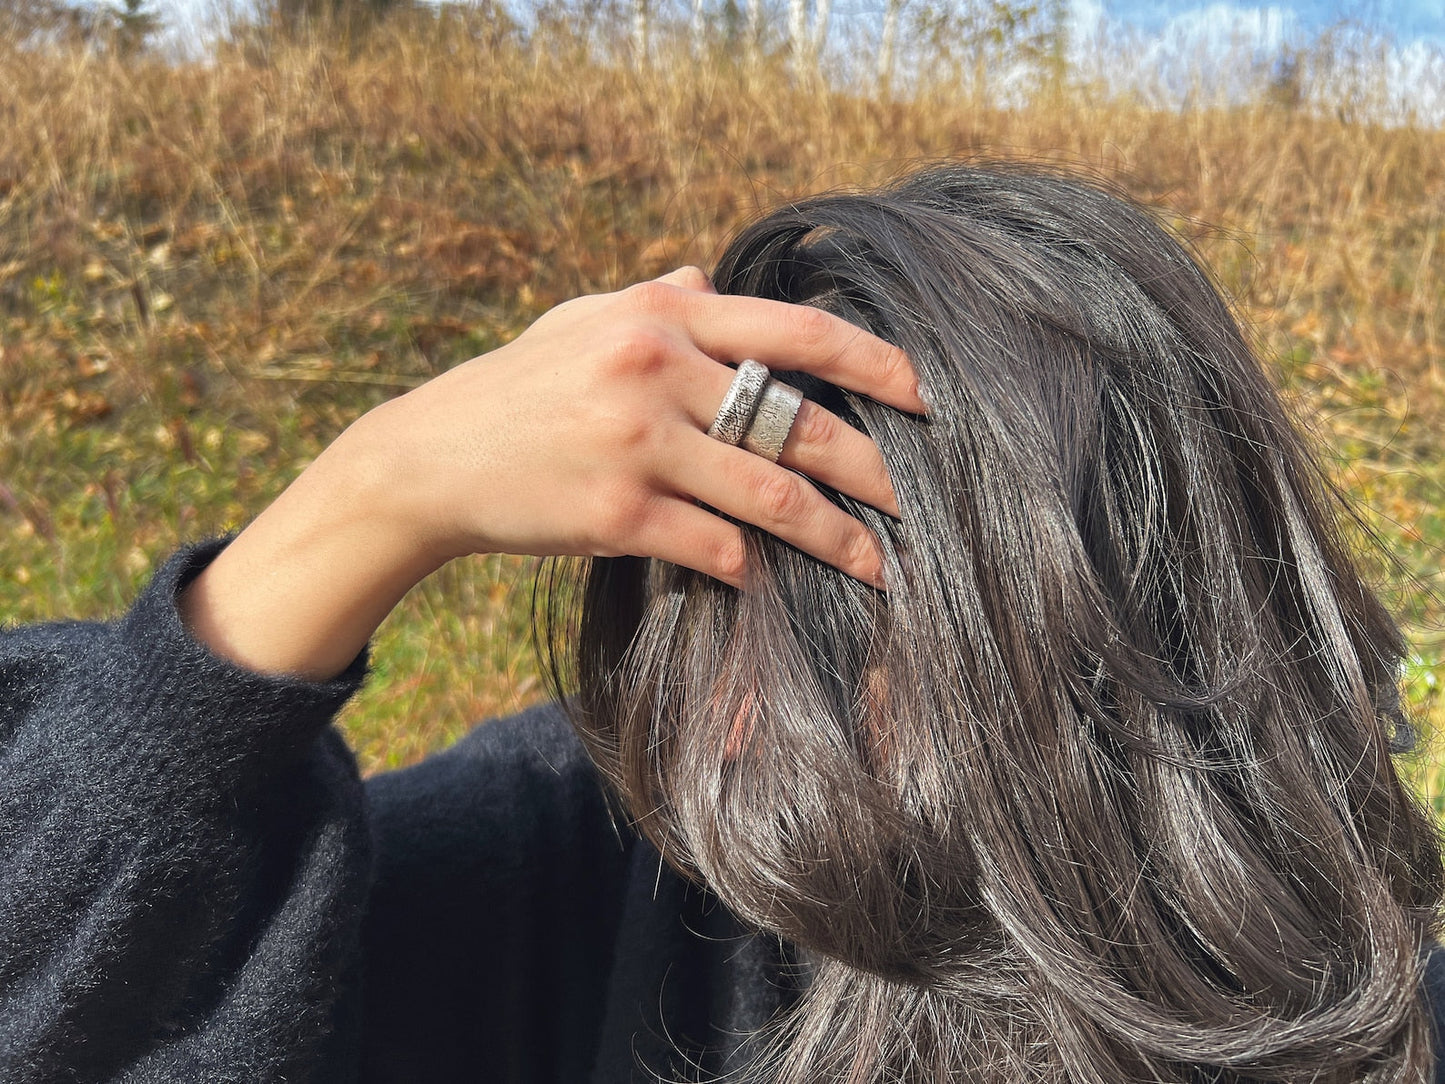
[707,359,771,446]
[742,379,805,463]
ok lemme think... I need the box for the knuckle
[792,401,836,449]
[845,527,879,571]
[793,304,836,354]
[753,468,811,524]
[605,409,654,455]
[676,265,712,291]
[604,322,671,376]
[595,485,651,547]
[875,340,909,387]
[714,531,746,582]
[626,279,679,316]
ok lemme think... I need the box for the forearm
[0,545,373,1083]
[179,417,447,681]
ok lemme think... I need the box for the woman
[0,162,1440,1084]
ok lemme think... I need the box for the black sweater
[1,539,1442,1083]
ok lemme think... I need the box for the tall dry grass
[2,12,1443,786]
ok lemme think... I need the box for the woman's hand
[179,268,921,680]
[360,266,921,589]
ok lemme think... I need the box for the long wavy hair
[543,162,1444,1083]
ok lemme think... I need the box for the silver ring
[707,359,770,446]
[742,379,804,463]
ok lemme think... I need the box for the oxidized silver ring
[707,359,770,446]
[742,379,805,463]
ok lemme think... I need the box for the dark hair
[544,162,1444,1083]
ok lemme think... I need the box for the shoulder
[364,700,613,854]
[429,697,595,779]
[358,701,635,1080]
[363,699,630,903]
[1426,945,1445,1083]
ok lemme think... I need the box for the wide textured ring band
[706,359,771,446]
[706,359,806,463]
[741,379,804,463]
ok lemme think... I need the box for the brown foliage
[1,16,1442,773]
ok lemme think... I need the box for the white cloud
[1062,0,1445,120]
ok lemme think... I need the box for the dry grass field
[2,12,1443,805]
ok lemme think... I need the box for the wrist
[338,397,475,568]
[178,429,447,681]
[321,412,458,573]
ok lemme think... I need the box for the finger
[653,265,716,294]
[781,399,901,519]
[648,288,925,415]
[666,429,886,589]
[632,498,746,589]
[679,351,901,518]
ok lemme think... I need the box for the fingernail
[913,379,933,417]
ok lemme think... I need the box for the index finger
[644,286,927,415]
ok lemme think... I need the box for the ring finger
[682,356,901,519]
[779,398,901,519]
[666,428,887,589]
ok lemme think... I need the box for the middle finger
[641,285,927,415]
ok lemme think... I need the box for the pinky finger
[633,499,746,590]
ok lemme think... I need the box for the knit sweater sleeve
[0,538,373,1084]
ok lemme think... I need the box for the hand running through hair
[179,266,922,680]
[365,265,918,584]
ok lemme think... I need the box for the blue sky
[1107,0,1444,41]
[150,0,1445,94]
[148,0,1445,44]
[1056,0,1445,120]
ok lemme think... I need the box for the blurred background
[2,0,1442,800]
